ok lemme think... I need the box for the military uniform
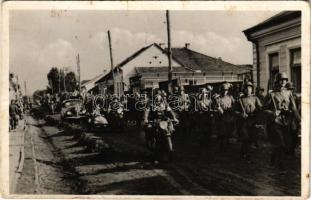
[215,83,236,149]
[236,82,263,159]
[197,87,214,144]
[264,72,300,172]
[9,101,19,130]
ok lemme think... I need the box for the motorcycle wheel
[166,136,173,162]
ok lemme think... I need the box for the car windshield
[63,100,82,108]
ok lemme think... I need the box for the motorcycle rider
[264,72,300,174]
[143,91,179,153]
[235,81,263,161]
[108,96,125,132]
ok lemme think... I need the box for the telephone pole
[76,54,81,93]
[63,67,66,92]
[58,67,61,93]
[107,30,115,95]
[166,10,173,94]
[24,81,27,96]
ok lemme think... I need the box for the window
[269,53,279,88]
[290,48,301,93]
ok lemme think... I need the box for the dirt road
[14,114,301,195]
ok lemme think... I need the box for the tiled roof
[82,74,106,86]
[135,66,193,74]
[116,44,159,68]
[170,47,243,73]
[81,80,90,85]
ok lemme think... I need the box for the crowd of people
[35,72,301,174]
[9,97,32,131]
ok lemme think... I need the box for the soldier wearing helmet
[256,86,266,104]
[285,81,301,157]
[264,72,300,174]
[214,82,236,150]
[197,85,214,146]
[236,81,263,161]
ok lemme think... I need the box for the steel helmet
[221,82,230,90]
[286,81,295,89]
[276,72,288,81]
[245,81,253,87]
[206,85,213,91]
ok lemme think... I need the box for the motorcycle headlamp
[159,121,168,130]
[117,108,123,114]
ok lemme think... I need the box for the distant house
[96,43,252,94]
[81,74,105,94]
[243,11,301,93]
[94,68,123,96]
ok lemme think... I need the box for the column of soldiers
[54,71,300,174]
[133,72,300,174]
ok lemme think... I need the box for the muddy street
[13,114,301,195]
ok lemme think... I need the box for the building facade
[95,43,252,95]
[243,11,301,93]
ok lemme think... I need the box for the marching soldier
[214,82,236,150]
[285,81,301,157]
[286,82,301,113]
[256,87,266,105]
[176,87,191,136]
[198,86,213,111]
[236,81,262,161]
[198,86,214,145]
[264,72,300,174]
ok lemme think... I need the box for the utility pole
[76,54,81,93]
[24,81,27,96]
[58,67,61,93]
[166,10,173,94]
[63,67,66,92]
[107,30,115,95]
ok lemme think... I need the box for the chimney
[185,43,190,49]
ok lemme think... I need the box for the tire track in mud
[22,116,84,194]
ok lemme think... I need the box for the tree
[33,89,47,102]
[65,71,77,92]
[47,67,60,94]
[47,67,77,93]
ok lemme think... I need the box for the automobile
[60,99,87,123]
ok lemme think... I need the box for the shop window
[290,48,301,93]
[269,53,279,88]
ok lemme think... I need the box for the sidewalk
[9,118,26,193]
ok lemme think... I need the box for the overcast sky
[10,10,278,94]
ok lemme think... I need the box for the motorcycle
[145,115,177,162]
[109,107,125,132]
[87,111,109,132]
[48,101,55,114]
